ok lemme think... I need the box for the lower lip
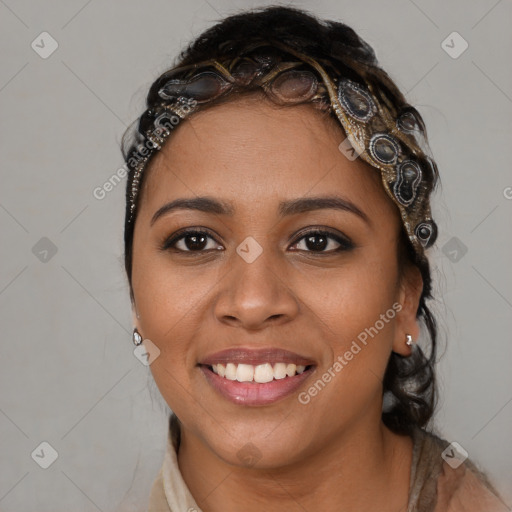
[199,365,314,406]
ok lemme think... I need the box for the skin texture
[130,96,424,511]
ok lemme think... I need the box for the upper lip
[199,348,316,367]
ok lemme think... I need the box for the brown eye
[162,229,223,253]
[290,229,353,253]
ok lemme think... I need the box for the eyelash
[160,227,354,255]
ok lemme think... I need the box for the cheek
[134,266,205,414]
[131,226,214,335]
[134,268,208,342]
[130,247,208,385]
[301,249,399,337]
[294,252,399,404]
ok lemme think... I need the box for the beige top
[147,415,509,512]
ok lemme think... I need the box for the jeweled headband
[125,40,438,259]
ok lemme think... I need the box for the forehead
[139,98,395,220]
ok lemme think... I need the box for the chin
[195,414,317,469]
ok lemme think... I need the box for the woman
[121,6,507,511]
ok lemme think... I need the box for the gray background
[1,0,511,510]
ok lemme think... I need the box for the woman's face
[131,98,422,468]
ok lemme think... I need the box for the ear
[392,263,423,356]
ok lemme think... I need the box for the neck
[177,413,413,512]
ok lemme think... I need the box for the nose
[212,243,300,331]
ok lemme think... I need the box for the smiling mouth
[199,362,316,406]
[198,347,317,405]
[205,362,312,382]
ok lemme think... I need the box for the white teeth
[254,363,274,383]
[273,362,287,380]
[236,364,254,382]
[210,362,309,382]
[285,363,297,377]
[225,363,237,380]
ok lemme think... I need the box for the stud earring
[405,334,414,347]
[132,327,143,346]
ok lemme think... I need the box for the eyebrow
[150,195,371,226]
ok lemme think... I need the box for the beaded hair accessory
[125,40,438,259]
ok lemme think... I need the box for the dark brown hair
[121,5,439,436]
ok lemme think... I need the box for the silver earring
[132,327,143,346]
[405,334,414,346]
